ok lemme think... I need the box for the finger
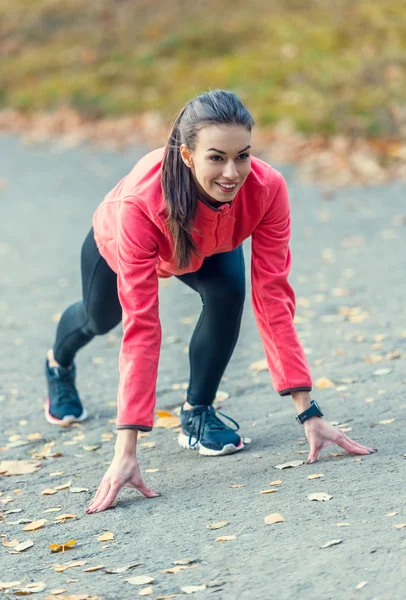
[86,481,111,514]
[85,480,107,513]
[337,434,378,455]
[305,443,321,464]
[91,483,122,513]
[126,478,161,498]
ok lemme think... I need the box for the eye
[238,153,250,160]
[209,155,223,161]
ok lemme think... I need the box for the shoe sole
[45,397,88,426]
[178,433,244,456]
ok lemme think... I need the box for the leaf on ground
[83,565,104,572]
[308,493,332,502]
[23,519,47,531]
[11,540,34,553]
[386,512,397,517]
[248,359,268,372]
[126,575,154,586]
[269,480,282,486]
[26,433,42,441]
[155,410,175,418]
[42,488,58,495]
[43,507,62,513]
[53,559,87,572]
[162,565,197,574]
[308,474,324,480]
[83,445,100,452]
[274,460,303,470]
[0,582,21,590]
[173,559,198,565]
[140,442,156,449]
[214,390,229,403]
[55,514,77,523]
[216,535,236,542]
[97,532,114,542]
[264,513,285,525]
[145,469,159,473]
[373,368,392,376]
[139,587,153,596]
[155,416,181,429]
[315,377,335,388]
[379,418,396,425]
[69,487,89,493]
[394,524,406,529]
[0,460,41,476]
[13,581,46,594]
[259,489,278,494]
[2,539,19,547]
[229,484,245,488]
[320,539,342,549]
[49,539,76,553]
[336,523,352,527]
[206,521,229,530]
[104,563,141,574]
[355,581,368,590]
[54,481,72,490]
[181,585,207,594]
[49,472,64,477]
[49,589,67,595]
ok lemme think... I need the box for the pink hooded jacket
[92,147,312,430]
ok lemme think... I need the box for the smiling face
[180,124,252,203]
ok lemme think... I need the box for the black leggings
[53,228,246,407]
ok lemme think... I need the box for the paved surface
[0,134,405,600]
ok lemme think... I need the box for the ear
[180,144,194,168]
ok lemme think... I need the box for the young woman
[45,90,377,513]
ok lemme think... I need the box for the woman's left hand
[303,417,378,463]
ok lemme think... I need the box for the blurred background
[1,0,405,183]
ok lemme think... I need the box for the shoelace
[187,406,240,448]
[52,368,78,406]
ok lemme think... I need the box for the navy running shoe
[45,359,87,426]
[179,405,244,456]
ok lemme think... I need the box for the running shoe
[178,405,244,456]
[45,359,87,425]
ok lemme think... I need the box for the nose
[222,160,238,180]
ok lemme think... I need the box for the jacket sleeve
[251,175,312,396]
[115,198,162,430]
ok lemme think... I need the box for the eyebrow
[206,145,251,155]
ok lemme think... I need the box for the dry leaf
[320,539,342,549]
[229,484,245,488]
[386,512,397,517]
[49,539,76,553]
[54,481,72,490]
[140,442,156,449]
[55,514,77,523]
[52,560,86,572]
[43,507,62,513]
[42,488,58,495]
[97,532,114,542]
[181,586,207,594]
[126,576,154,586]
[315,377,335,389]
[336,523,352,527]
[274,460,303,470]
[264,514,285,525]
[259,489,278,494]
[373,368,392,376]
[379,418,396,425]
[394,524,406,529]
[70,487,88,493]
[173,559,197,565]
[49,472,64,477]
[0,460,41,476]
[155,410,174,418]
[14,581,46,594]
[163,565,197,574]
[0,582,21,590]
[249,359,268,372]
[83,445,100,452]
[145,469,159,473]
[269,480,282,486]
[49,590,67,595]
[12,540,34,552]
[2,539,19,547]
[83,565,104,572]
[139,587,153,596]
[308,493,332,502]
[23,519,47,531]
[155,416,181,429]
[206,521,229,530]
[104,563,141,574]
[355,581,368,590]
[216,535,236,541]
[308,474,324,480]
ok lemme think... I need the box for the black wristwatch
[296,400,323,424]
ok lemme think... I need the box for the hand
[85,452,160,514]
[303,417,378,464]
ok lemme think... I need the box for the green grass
[1,0,405,137]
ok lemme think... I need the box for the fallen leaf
[0,460,41,476]
[181,586,207,594]
[97,532,114,542]
[0,582,21,590]
[49,539,77,553]
[379,418,396,425]
[355,581,368,590]
[394,524,406,529]
[172,559,197,565]
[49,472,64,477]
[23,519,47,531]
[308,493,332,502]
[373,368,392,376]
[83,565,104,572]
[155,410,174,418]
[206,521,229,530]
[104,563,141,574]
[69,487,89,493]
[53,559,87,572]
[248,359,268,372]
[43,507,62,513]
[26,433,42,441]
[49,589,67,595]
[259,489,278,494]
[320,539,342,549]
[139,587,153,596]
[54,481,72,490]
[229,484,245,488]
[83,445,100,452]
[269,480,282,486]
[264,513,285,525]
[2,539,19,547]
[274,460,303,470]
[13,581,46,594]
[155,416,181,429]
[145,469,159,473]
[315,377,335,388]
[126,576,155,586]
[163,565,197,574]
[386,512,397,517]
[55,514,77,523]
[336,523,352,527]
[42,488,58,495]
[12,540,34,553]
[216,535,236,541]
[140,442,156,449]
[308,474,324,480]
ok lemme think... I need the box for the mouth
[215,182,238,193]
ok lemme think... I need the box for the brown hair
[161,90,255,269]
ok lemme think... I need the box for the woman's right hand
[85,430,160,514]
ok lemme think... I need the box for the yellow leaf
[206,521,229,530]
[43,507,62,513]
[336,523,352,527]
[42,488,58,495]
[259,489,278,494]
[2,539,19,548]
[83,565,104,572]
[181,586,207,594]
[54,481,72,490]
[55,514,77,523]
[69,487,89,493]
[315,377,335,389]
[97,531,114,542]
[126,575,155,585]
[269,480,282,486]
[26,433,42,441]
[23,519,47,531]
[140,442,156,449]
[320,539,342,549]
[0,582,21,590]
[49,589,67,595]
[13,582,46,595]
[145,469,159,473]
[216,535,236,542]
[53,559,86,572]
[308,474,324,480]
[172,559,197,565]
[386,512,397,517]
[49,539,76,553]
[274,460,303,470]
[139,586,153,596]
[0,460,41,476]
[379,418,396,425]
[49,472,64,477]
[229,484,245,488]
[394,524,406,529]
[155,410,174,418]
[248,359,268,372]
[155,416,181,429]
[264,514,285,525]
[162,565,197,574]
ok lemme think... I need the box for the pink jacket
[92,147,312,430]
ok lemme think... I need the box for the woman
[45,90,377,514]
